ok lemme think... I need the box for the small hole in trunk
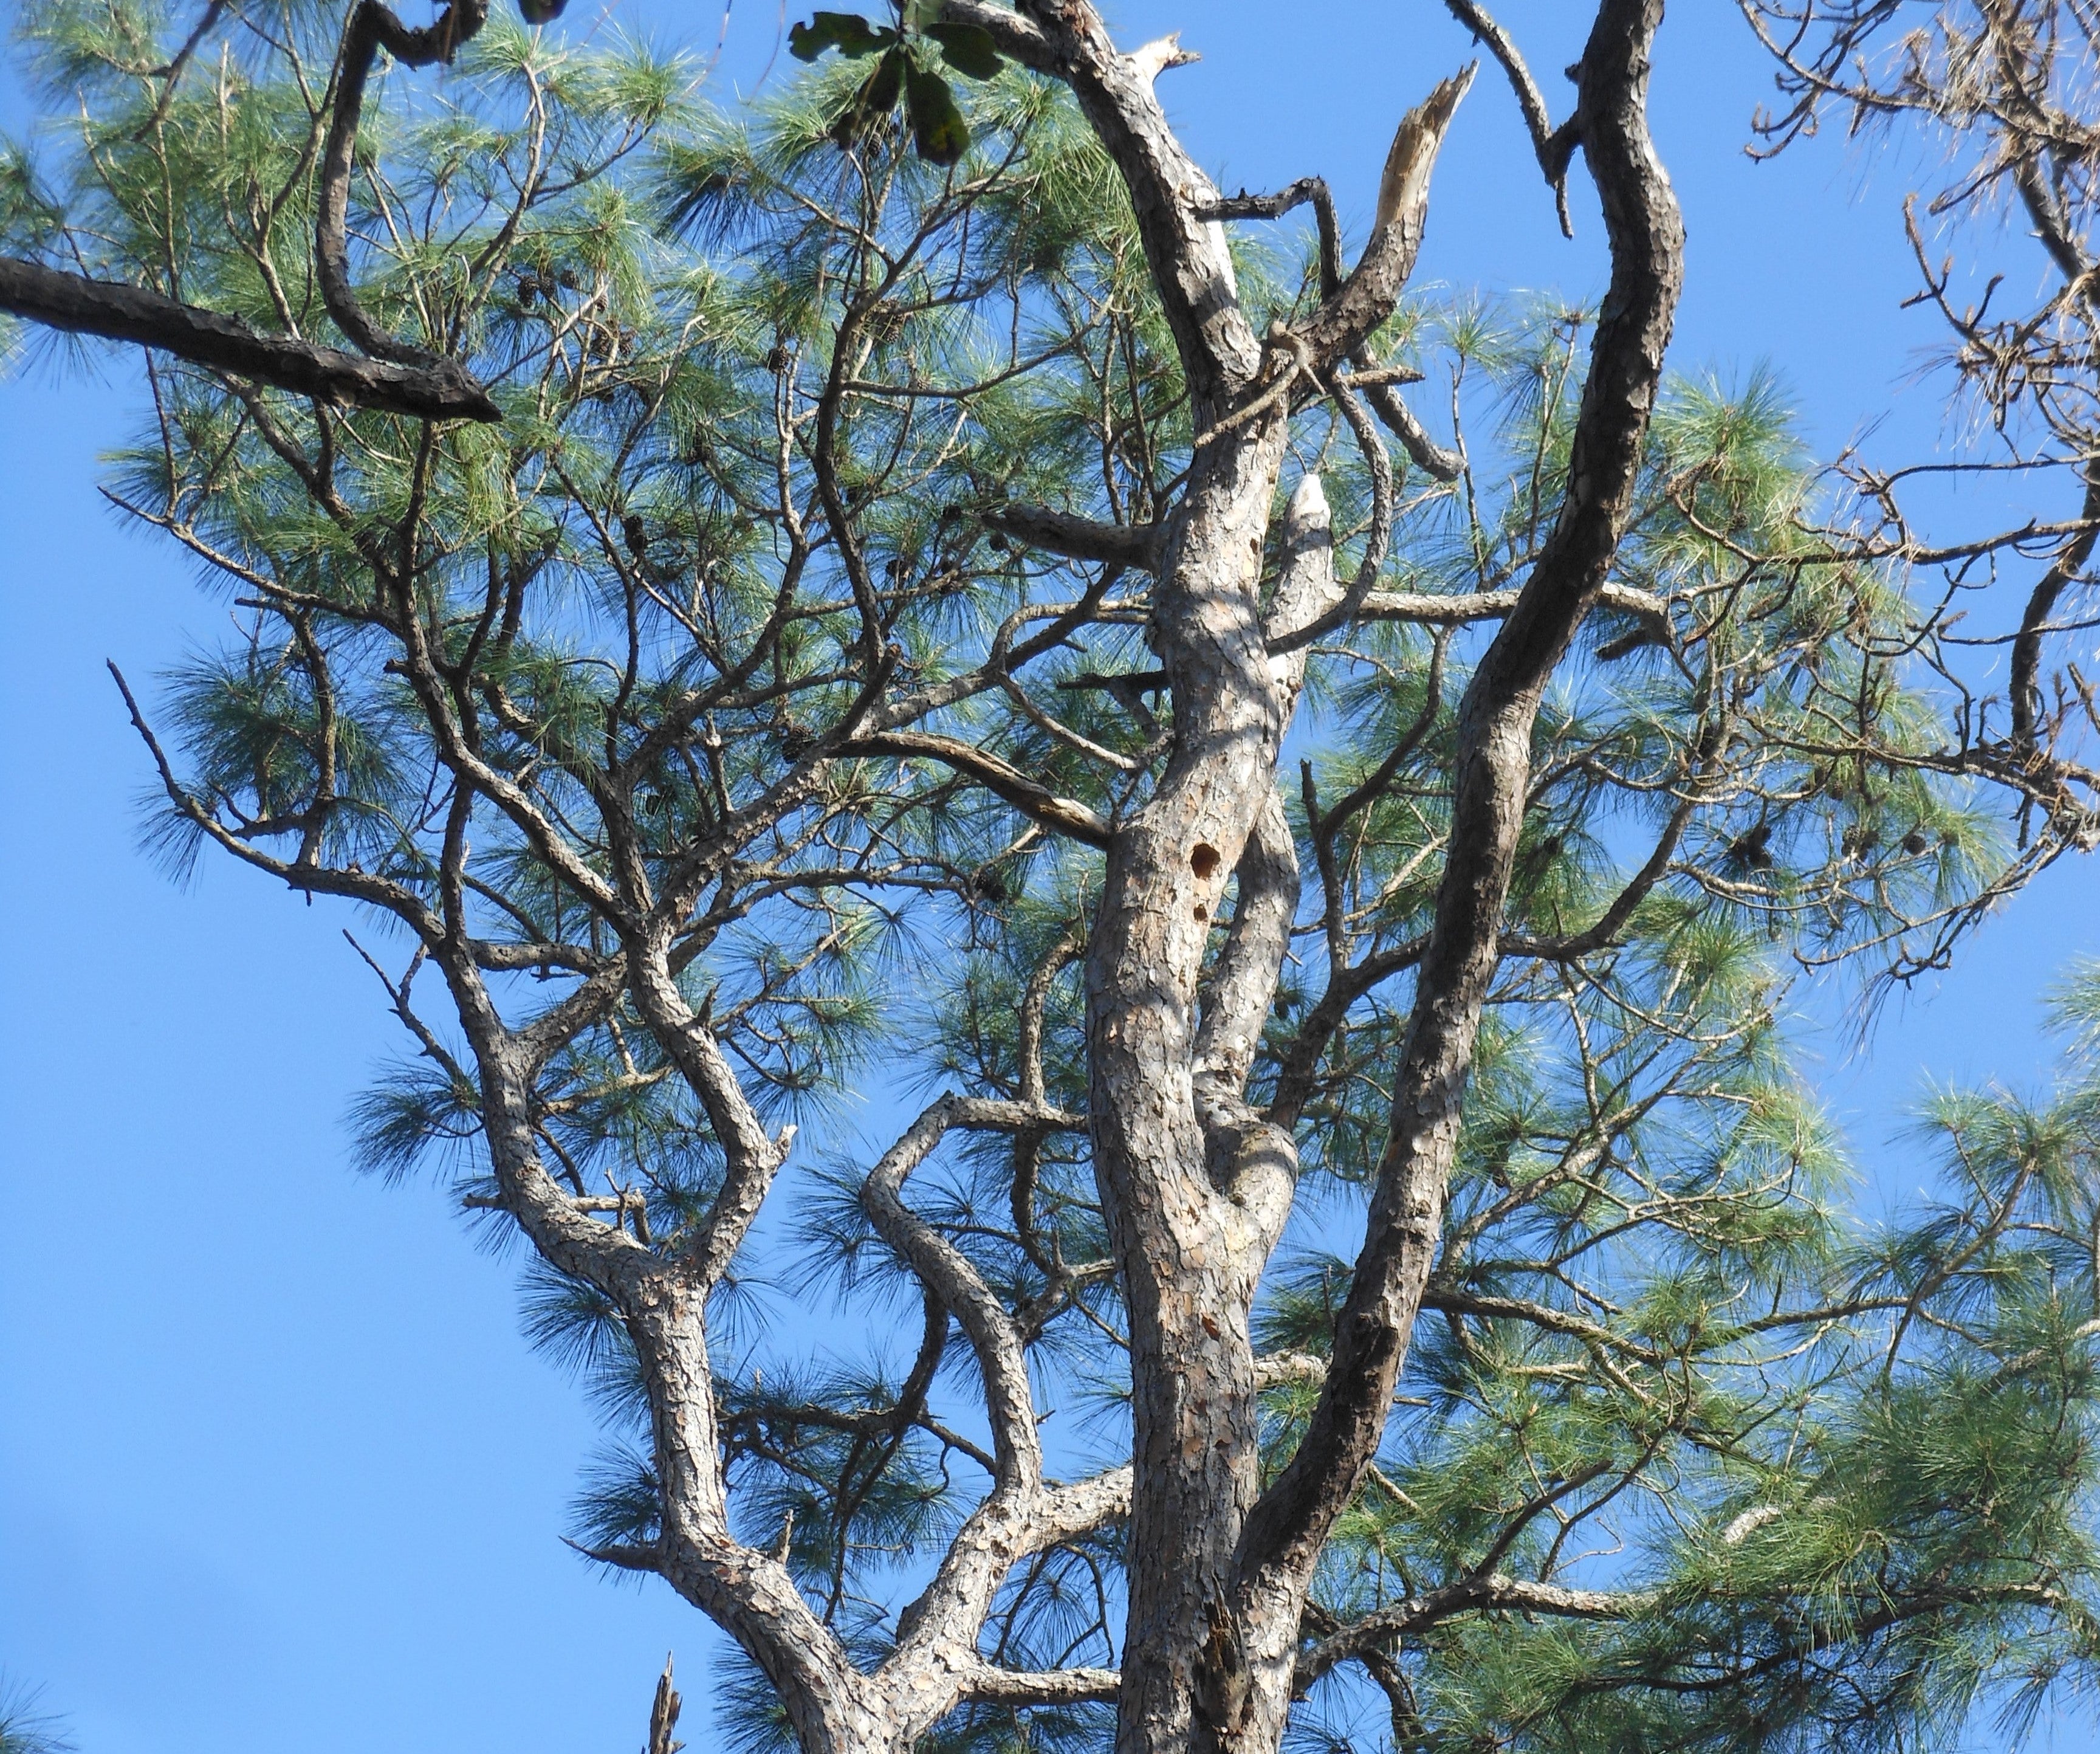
[1190,842,1221,880]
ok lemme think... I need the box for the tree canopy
[5,1,2100,1751]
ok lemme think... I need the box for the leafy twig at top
[790,4,1010,163]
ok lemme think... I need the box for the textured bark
[647,1655,684,1754]
[1295,68,1475,367]
[990,9,1476,1741]
[1084,419,1303,1752]
[1004,2,1260,422]
[455,982,891,1752]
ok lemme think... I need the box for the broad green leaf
[788,12,893,61]
[923,21,1003,80]
[863,49,907,120]
[830,47,907,148]
[904,63,969,165]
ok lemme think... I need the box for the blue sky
[2,3,2096,1751]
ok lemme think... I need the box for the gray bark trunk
[1086,418,1305,1751]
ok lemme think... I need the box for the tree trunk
[1087,427,1371,1751]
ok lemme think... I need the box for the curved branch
[0,255,499,419]
[841,731,1113,845]
[1198,178,1343,299]
[1359,375,1464,481]
[2013,464,2100,751]
[1443,0,1580,236]
[999,0,1259,410]
[625,944,795,1288]
[862,1095,1065,1490]
[317,0,489,365]
[1237,0,1684,1605]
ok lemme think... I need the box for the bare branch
[984,503,1162,571]
[956,1662,1122,1705]
[0,256,499,420]
[647,1654,685,1754]
[842,732,1113,845]
[1237,0,1684,1607]
[1296,69,1477,370]
[1443,0,1580,235]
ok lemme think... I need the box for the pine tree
[6,2,2100,1750]
[0,1683,72,1754]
